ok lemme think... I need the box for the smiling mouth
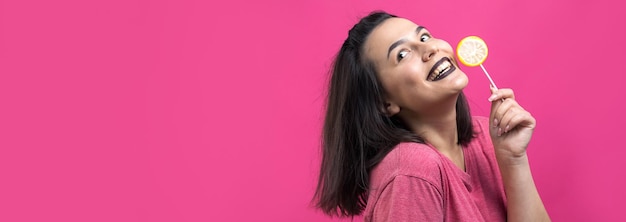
[427,57,456,81]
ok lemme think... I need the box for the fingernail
[493,118,499,125]
[497,128,502,136]
[505,125,510,133]
[488,95,497,102]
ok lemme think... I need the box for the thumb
[489,84,497,94]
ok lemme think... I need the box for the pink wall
[1,0,625,221]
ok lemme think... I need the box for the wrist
[495,150,530,167]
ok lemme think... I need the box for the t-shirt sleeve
[371,175,444,222]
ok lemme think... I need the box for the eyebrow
[387,26,425,59]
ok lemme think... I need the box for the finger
[490,99,503,128]
[488,85,497,101]
[503,113,523,134]
[488,88,516,102]
[503,111,536,134]
[493,99,518,129]
[496,99,520,127]
[489,88,511,127]
[489,88,505,125]
[499,106,521,134]
[508,109,535,130]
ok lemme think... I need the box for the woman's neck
[409,109,459,152]
[400,99,466,170]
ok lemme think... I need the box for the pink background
[1,0,625,221]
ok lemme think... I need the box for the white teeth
[438,61,451,74]
[430,60,452,80]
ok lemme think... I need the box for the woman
[314,11,550,221]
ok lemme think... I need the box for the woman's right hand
[488,87,536,162]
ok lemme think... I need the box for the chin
[449,70,469,91]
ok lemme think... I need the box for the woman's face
[364,18,468,117]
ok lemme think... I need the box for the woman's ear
[384,101,400,116]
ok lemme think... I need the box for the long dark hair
[314,11,474,217]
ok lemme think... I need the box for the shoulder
[365,174,445,221]
[365,143,446,220]
[472,116,490,133]
[370,142,444,188]
[471,116,492,144]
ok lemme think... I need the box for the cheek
[401,61,428,84]
[379,68,419,100]
[393,66,430,101]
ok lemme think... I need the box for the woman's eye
[397,50,409,61]
[420,33,431,42]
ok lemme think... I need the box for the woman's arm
[488,87,551,222]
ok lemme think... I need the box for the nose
[422,43,439,62]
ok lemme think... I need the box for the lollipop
[456,36,498,89]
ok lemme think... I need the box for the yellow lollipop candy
[457,36,488,67]
[456,36,498,89]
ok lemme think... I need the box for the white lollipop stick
[479,64,498,90]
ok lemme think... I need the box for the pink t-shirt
[363,116,507,221]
